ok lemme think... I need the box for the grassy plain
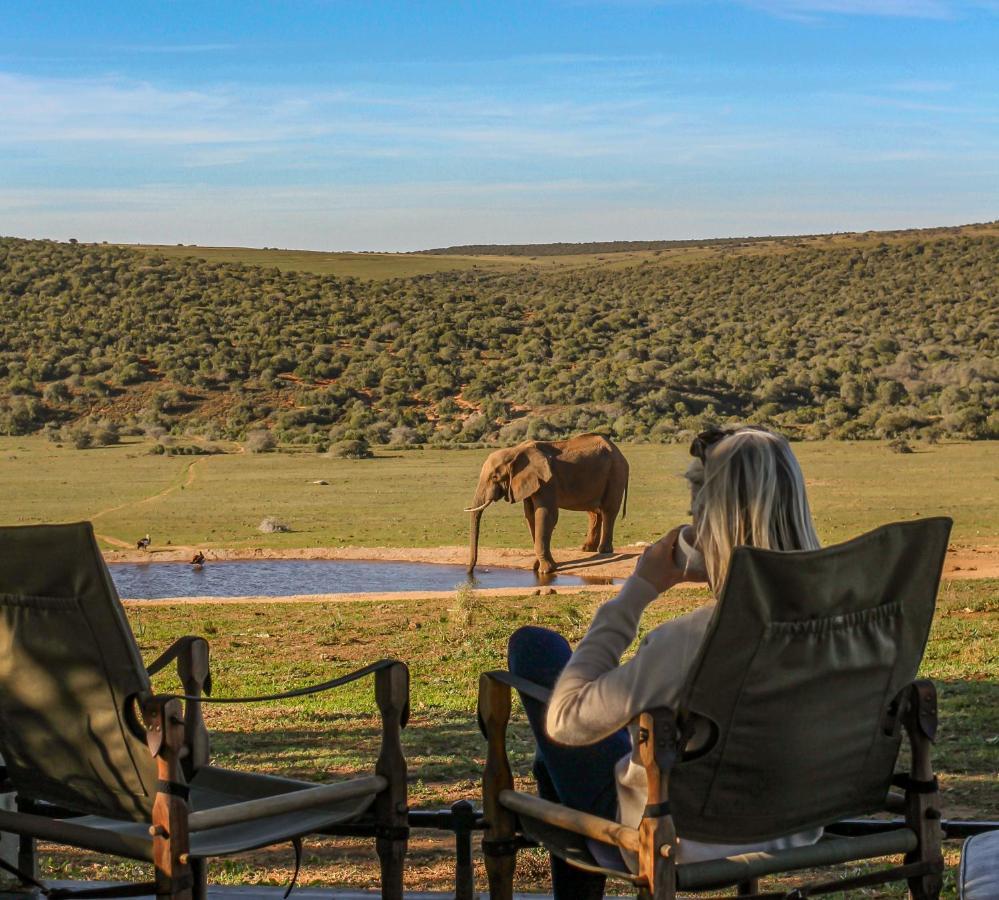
[39,579,997,896]
[118,243,665,279]
[0,437,995,552]
[4,436,995,895]
[122,222,999,279]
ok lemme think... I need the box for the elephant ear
[509,445,553,502]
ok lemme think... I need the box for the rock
[312,479,330,485]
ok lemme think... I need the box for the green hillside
[0,229,995,448]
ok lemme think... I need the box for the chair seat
[518,812,639,883]
[69,766,379,859]
[676,829,918,890]
[518,805,920,893]
[960,830,999,900]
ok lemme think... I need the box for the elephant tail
[622,473,628,520]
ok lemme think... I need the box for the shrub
[387,425,421,447]
[328,438,373,459]
[245,429,277,453]
[92,421,120,446]
[64,424,93,449]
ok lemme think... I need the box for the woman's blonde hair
[689,427,820,592]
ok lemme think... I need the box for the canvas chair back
[670,517,951,844]
[0,522,158,821]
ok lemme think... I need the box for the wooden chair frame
[478,671,944,900]
[6,637,410,900]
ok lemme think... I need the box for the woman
[507,426,823,899]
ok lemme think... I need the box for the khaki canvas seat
[0,522,410,900]
[478,518,952,899]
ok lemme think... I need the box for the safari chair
[0,521,410,900]
[478,517,952,899]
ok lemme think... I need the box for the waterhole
[109,558,621,600]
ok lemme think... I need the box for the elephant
[465,433,629,576]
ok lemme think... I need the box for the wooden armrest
[483,669,553,705]
[145,637,211,776]
[499,789,640,853]
[187,776,387,832]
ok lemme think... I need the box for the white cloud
[0,69,802,164]
[2,181,994,251]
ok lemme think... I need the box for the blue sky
[1,0,997,250]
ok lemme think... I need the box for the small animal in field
[136,534,151,551]
[466,433,629,576]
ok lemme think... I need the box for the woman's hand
[633,525,709,594]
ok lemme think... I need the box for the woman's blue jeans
[507,625,632,900]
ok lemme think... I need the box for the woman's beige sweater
[546,573,821,870]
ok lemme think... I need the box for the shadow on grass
[206,714,538,786]
[555,551,637,572]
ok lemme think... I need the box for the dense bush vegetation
[0,232,995,446]
[419,236,790,256]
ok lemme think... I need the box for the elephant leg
[598,507,617,554]
[598,474,628,554]
[534,505,559,575]
[524,498,537,542]
[582,511,601,552]
[524,500,541,570]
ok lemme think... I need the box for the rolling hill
[0,224,995,448]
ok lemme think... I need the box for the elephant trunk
[468,505,487,575]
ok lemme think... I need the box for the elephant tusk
[464,500,492,513]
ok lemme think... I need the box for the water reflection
[109,558,622,600]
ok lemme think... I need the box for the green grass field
[40,580,997,896]
[0,437,995,552]
[3,436,994,896]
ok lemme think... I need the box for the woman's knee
[508,625,572,684]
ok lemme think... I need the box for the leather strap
[282,837,303,900]
[156,779,191,800]
[892,773,939,794]
[168,658,399,704]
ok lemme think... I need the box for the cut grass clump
[258,516,291,534]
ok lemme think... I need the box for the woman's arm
[546,528,708,745]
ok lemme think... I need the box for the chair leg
[903,681,944,900]
[480,674,517,900]
[376,835,407,900]
[16,833,35,885]
[451,799,477,900]
[190,858,207,900]
[375,663,410,900]
[484,848,516,900]
[142,697,193,900]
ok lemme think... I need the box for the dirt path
[93,457,205,550]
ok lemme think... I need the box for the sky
[1,0,997,251]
